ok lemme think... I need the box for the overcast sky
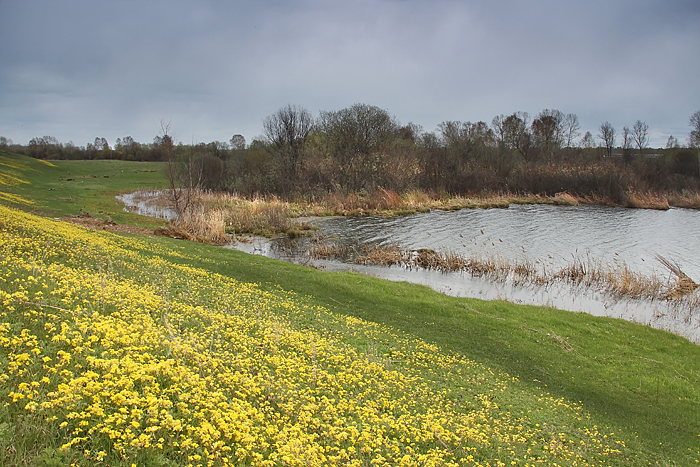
[1,0,699,149]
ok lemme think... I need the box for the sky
[1,0,699,149]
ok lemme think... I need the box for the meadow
[0,151,699,466]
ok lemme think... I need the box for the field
[0,151,699,466]
[0,151,169,228]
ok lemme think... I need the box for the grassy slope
[0,150,169,227]
[1,151,699,464]
[165,240,700,464]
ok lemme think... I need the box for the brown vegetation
[134,184,700,246]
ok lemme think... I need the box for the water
[117,190,177,220]
[270,205,700,343]
[118,192,700,342]
[313,205,700,281]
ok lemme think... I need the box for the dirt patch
[61,215,154,235]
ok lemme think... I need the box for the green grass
[0,150,169,227]
[159,239,700,464]
[1,151,699,465]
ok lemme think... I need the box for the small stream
[119,192,700,343]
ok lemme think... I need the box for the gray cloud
[1,0,699,148]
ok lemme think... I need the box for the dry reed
[307,235,699,306]
[667,191,700,210]
[624,190,670,210]
[172,204,229,244]
[552,192,579,206]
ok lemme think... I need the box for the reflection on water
[117,190,177,220]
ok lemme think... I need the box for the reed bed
[193,191,296,237]
[356,243,412,266]
[146,190,311,242]
[293,190,560,217]
[308,234,699,306]
[131,187,700,247]
[668,190,700,209]
[171,203,229,244]
[623,190,671,210]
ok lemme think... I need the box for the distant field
[0,151,699,466]
[0,150,169,226]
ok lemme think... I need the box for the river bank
[117,189,700,343]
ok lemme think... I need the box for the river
[119,193,700,343]
[312,204,700,280]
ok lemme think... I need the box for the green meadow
[0,152,169,227]
[0,150,698,466]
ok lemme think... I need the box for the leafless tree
[562,113,581,148]
[161,121,200,218]
[689,110,700,148]
[230,134,246,150]
[396,122,424,143]
[580,131,595,149]
[318,103,398,190]
[598,121,616,157]
[666,135,679,149]
[262,104,313,178]
[689,110,700,176]
[92,137,110,151]
[492,112,528,150]
[490,115,505,145]
[621,126,633,163]
[632,120,649,157]
[492,112,530,152]
[532,109,564,159]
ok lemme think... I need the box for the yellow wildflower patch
[0,205,629,466]
[0,191,34,205]
[0,172,30,187]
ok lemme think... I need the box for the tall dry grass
[668,191,700,209]
[623,190,671,210]
[225,200,293,236]
[141,187,700,247]
[171,203,228,244]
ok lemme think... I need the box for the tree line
[2,106,699,201]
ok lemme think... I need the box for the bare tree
[632,120,649,157]
[262,104,313,179]
[532,109,564,159]
[689,110,700,148]
[490,115,505,146]
[666,135,679,149]
[318,103,398,190]
[598,121,616,157]
[580,131,595,149]
[93,137,110,151]
[230,134,246,150]
[492,112,530,152]
[562,113,581,148]
[621,126,633,162]
[161,121,200,218]
[689,110,700,176]
[161,121,180,214]
[492,113,529,150]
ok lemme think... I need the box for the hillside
[0,151,698,466]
